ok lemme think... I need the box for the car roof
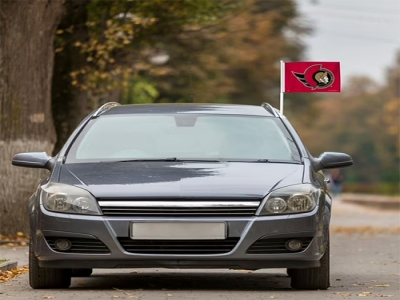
[101,103,277,117]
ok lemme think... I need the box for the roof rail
[92,102,121,118]
[261,103,279,117]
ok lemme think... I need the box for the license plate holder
[130,222,227,240]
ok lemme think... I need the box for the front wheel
[29,238,71,289]
[290,238,330,290]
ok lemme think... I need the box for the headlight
[259,184,319,215]
[41,183,102,215]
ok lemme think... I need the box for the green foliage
[122,78,159,104]
[343,183,400,196]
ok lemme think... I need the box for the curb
[341,194,400,210]
[342,199,400,210]
[0,260,18,272]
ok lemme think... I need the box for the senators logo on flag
[284,62,341,93]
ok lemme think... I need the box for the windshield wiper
[225,159,301,164]
[174,159,222,162]
[102,158,224,163]
[102,157,178,163]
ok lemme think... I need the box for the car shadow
[69,271,293,291]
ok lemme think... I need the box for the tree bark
[0,0,64,235]
[52,0,93,155]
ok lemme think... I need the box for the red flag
[284,62,341,93]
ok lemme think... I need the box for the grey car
[12,103,353,290]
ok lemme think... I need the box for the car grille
[247,237,313,254]
[118,237,240,254]
[98,199,261,217]
[45,237,110,254]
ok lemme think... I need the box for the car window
[66,114,301,163]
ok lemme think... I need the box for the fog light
[286,239,303,251]
[54,239,71,251]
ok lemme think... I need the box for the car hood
[59,162,303,199]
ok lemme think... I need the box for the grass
[0,259,7,264]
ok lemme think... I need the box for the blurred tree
[140,0,314,113]
[0,0,65,235]
[52,0,236,153]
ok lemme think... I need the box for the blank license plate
[130,222,226,240]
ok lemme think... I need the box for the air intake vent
[118,238,240,254]
[45,237,110,254]
[247,237,313,254]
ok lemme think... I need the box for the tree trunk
[0,0,64,236]
[52,0,92,155]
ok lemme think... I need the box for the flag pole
[280,60,285,114]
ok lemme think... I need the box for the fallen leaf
[167,294,172,297]
[331,227,400,235]
[43,297,55,299]
[0,266,29,283]
[357,292,372,297]
[332,292,351,297]
[375,284,390,287]
[376,295,393,298]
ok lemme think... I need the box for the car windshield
[66,114,301,163]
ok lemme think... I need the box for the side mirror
[312,152,353,172]
[12,152,54,170]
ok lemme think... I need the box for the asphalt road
[1,200,399,300]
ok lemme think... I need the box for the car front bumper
[34,205,327,270]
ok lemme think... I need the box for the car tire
[287,268,294,277]
[71,268,93,277]
[290,237,330,290]
[29,238,71,289]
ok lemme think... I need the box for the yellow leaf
[17,232,24,237]
[56,29,64,34]
[74,41,82,47]
[357,292,372,296]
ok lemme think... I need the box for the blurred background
[0,0,399,235]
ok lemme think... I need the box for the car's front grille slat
[99,199,261,217]
[45,237,110,254]
[247,237,313,254]
[118,237,239,254]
